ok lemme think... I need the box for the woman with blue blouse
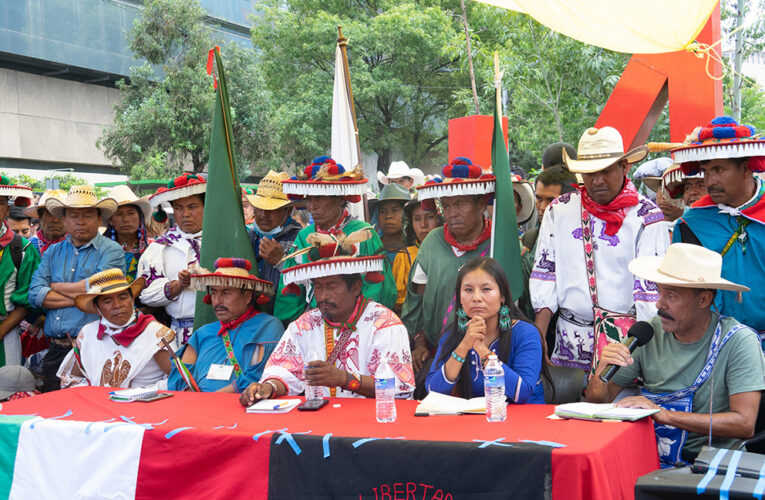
[426,257,547,404]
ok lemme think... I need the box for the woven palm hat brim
[642,176,662,193]
[190,268,275,296]
[46,192,118,219]
[416,178,495,201]
[74,277,146,316]
[149,182,207,207]
[23,189,67,218]
[281,256,384,286]
[0,185,33,203]
[671,140,765,165]
[281,179,368,198]
[247,193,292,211]
[563,145,649,174]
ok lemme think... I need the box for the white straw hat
[564,127,648,174]
[628,243,749,292]
[107,185,152,221]
[377,161,425,187]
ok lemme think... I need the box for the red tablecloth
[0,387,659,499]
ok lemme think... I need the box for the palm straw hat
[282,156,367,202]
[74,268,146,315]
[23,189,67,218]
[0,175,34,207]
[564,127,649,174]
[247,171,292,211]
[190,258,274,305]
[149,173,207,207]
[107,185,152,220]
[377,161,425,187]
[46,185,118,219]
[628,243,749,293]
[416,157,495,202]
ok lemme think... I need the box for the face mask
[251,218,285,238]
[98,308,137,331]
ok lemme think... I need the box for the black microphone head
[628,321,654,346]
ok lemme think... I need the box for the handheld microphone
[598,321,654,383]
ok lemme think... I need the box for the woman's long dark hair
[437,256,552,399]
[403,201,444,247]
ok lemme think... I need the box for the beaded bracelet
[451,351,466,363]
[342,371,361,392]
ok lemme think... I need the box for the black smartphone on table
[297,399,329,411]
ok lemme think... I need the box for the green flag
[193,47,258,330]
[490,99,524,301]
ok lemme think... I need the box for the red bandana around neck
[443,216,492,252]
[579,178,639,236]
[97,313,157,348]
[316,209,352,235]
[36,229,66,255]
[217,305,259,336]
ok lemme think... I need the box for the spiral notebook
[109,388,173,403]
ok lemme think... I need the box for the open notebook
[554,402,659,422]
[245,399,302,414]
[415,392,487,415]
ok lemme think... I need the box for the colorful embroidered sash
[581,205,636,378]
[218,306,259,379]
[323,296,370,396]
[642,319,744,467]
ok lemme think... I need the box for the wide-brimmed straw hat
[107,185,152,221]
[377,161,425,187]
[671,116,765,175]
[416,157,495,202]
[564,127,649,174]
[190,258,274,305]
[46,185,118,219]
[74,268,146,315]
[628,243,749,293]
[282,156,367,202]
[150,173,207,208]
[512,176,535,225]
[23,189,66,218]
[247,171,292,211]
[643,163,703,199]
[0,175,34,207]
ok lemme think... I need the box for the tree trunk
[376,148,392,184]
[732,0,744,122]
[460,0,480,115]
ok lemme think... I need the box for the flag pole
[337,26,369,222]
[490,51,503,258]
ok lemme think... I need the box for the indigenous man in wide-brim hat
[400,157,496,396]
[56,269,174,388]
[29,185,124,392]
[671,116,765,341]
[103,185,153,283]
[137,173,206,350]
[23,189,67,256]
[0,176,40,368]
[246,171,303,315]
[587,243,765,466]
[240,243,414,404]
[167,258,284,393]
[644,162,707,224]
[529,127,669,373]
[275,156,397,325]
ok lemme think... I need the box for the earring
[456,307,468,332]
[499,304,511,330]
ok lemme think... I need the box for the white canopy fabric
[477,0,718,54]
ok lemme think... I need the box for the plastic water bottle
[374,358,397,423]
[484,354,507,422]
[304,350,324,401]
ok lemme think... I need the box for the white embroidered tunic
[529,190,669,369]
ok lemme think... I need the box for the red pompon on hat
[203,294,212,305]
[365,271,385,284]
[281,283,302,296]
[749,157,765,173]
[214,257,252,271]
[345,194,362,203]
[255,294,270,305]
[14,198,30,207]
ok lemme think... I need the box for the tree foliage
[98,0,278,180]
[251,0,471,173]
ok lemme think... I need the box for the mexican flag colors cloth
[0,415,145,498]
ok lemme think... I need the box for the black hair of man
[93,288,134,309]
[536,165,577,194]
[7,207,31,223]
[340,273,363,290]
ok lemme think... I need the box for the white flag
[331,43,365,220]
